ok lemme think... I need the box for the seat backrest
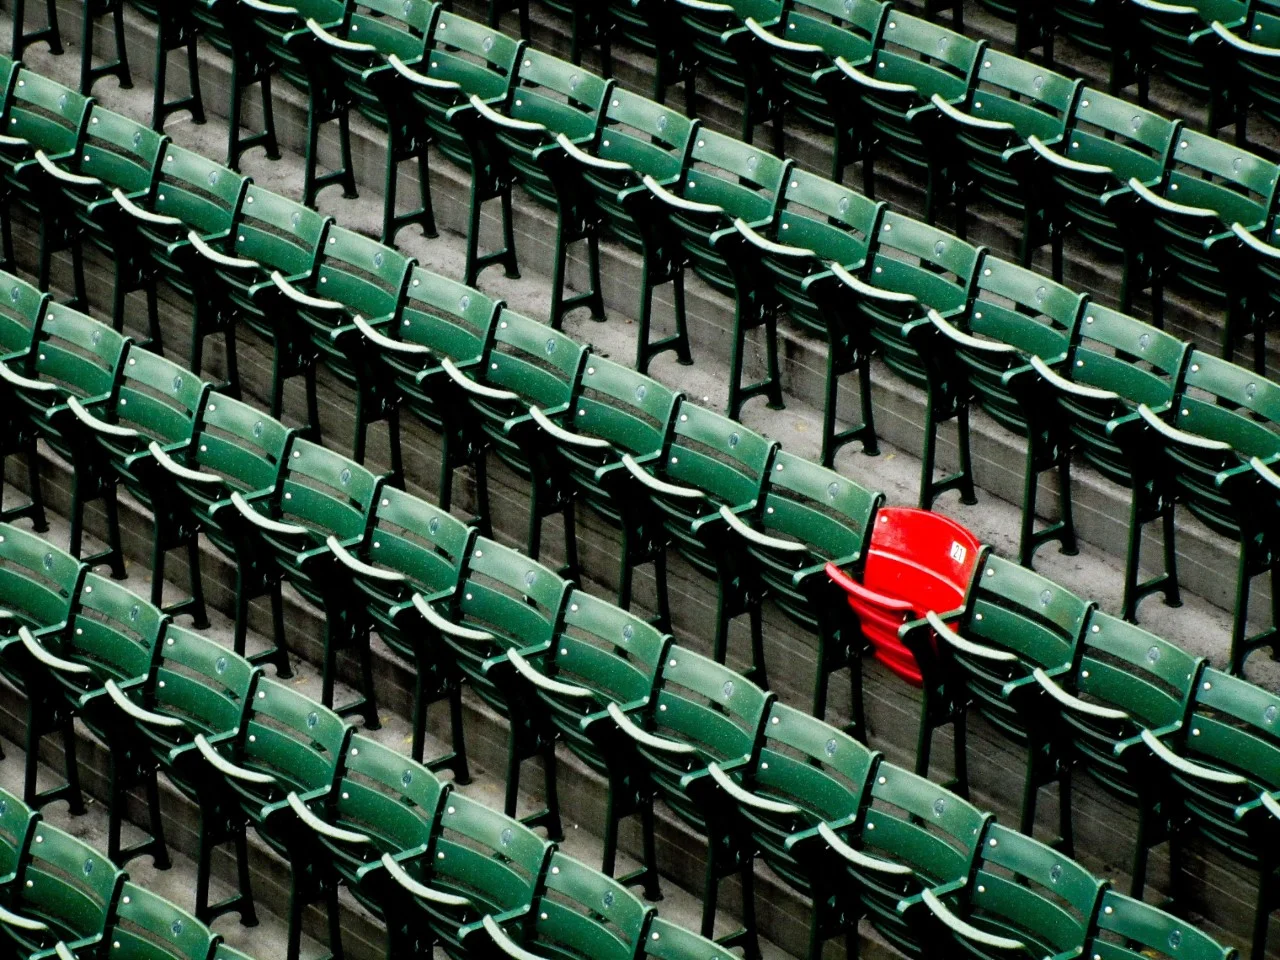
[0,271,48,357]
[79,105,168,196]
[1167,131,1280,229]
[152,623,258,738]
[395,268,502,365]
[423,12,523,101]
[348,0,438,61]
[681,130,789,225]
[773,169,885,272]
[508,50,612,143]
[663,400,777,507]
[568,355,679,455]
[107,881,217,960]
[964,256,1083,356]
[187,394,294,497]
[28,305,129,402]
[780,0,889,64]
[962,554,1091,669]
[528,851,651,960]
[360,485,474,596]
[756,702,877,822]
[240,677,351,794]
[454,536,570,650]
[109,342,210,446]
[276,438,384,543]
[868,212,983,316]
[1173,349,1280,461]
[229,186,332,279]
[1065,303,1189,409]
[1061,89,1180,184]
[649,644,772,762]
[12,822,125,946]
[1087,890,1236,960]
[867,12,984,101]
[595,89,697,183]
[312,226,414,323]
[0,789,38,885]
[759,450,883,563]
[0,522,85,630]
[61,571,168,686]
[965,51,1080,143]
[335,733,447,853]
[966,822,1106,956]
[480,309,588,410]
[8,68,92,157]
[1184,666,1280,791]
[152,144,249,238]
[641,916,740,960]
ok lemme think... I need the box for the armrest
[825,562,915,613]
[193,733,276,784]
[1137,404,1232,451]
[148,441,221,485]
[1026,135,1112,176]
[834,56,914,93]
[0,361,54,392]
[1261,791,1280,822]
[411,594,494,642]
[734,217,814,258]
[928,309,1018,354]
[744,16,823,53]
[239,0,297,12]
[556,133,631,172]
[470,94,546,133]
[830,261,917,304]
[188,231,259,270]
[621,453,705,500]
[1140,729,1248,785]
[388,54,462,92]
[54,943,78,960]
[0,902,49,932]
[672,0,734,10]
[18,626,90,674]
[306,17,376,52]
[1031,668,1128,721]
[720,505,807,553]
[327,534,406,583]
[271,270,344,311]
[380,852,471,906]
[708,762,801,815]
[528,406,611,449]
[441,357,519,401]
[928,611,1018,662]
[1230,222,1280,260]
[507,648,594,698]
[1211,19,1280,56]
[643,175,724,215]
[606,702,697,754]
[929,94,1014,132]
[1029,355,1120,402]
[818,822,913,875]
[352,314,432,355]
[287,792,373,844]
[66,396,139,439]
[34,150,101,187]
[1128,0,1196,12]
[112,187,182,226]
[228,491,309,537]
[920,889,1025,951]
[482,916,551,960]
[0,133,28,147]
[103,678,185,727]
[1127,177,1216,219]
[1254,455,1280,492]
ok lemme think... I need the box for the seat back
[507,49,612,147]
[227,186,332,293]
[11,822,125,951]
[641,916,741,960]
[523,851,651,960]
[305,226,414,339]
[150,144,249,243]
[331,733,446,860]
[106,881,218,960]
[0,271,48,358]
[864,11,984,105]
[663,399,776,508]
[105,342,211,463]
[420,11,524,111]
[76,105,168,200]
[0,521,85,631]
[346,0,439,65]
[964,51,1080,147]
[0,788,38,886]
[23,305,129,413]
[7,68,91,161]
[275,438,385,547]
[1087,890,1236,960]
[773,0,889,99]
[1168,131,1279,234]
[238,676,351,800]
[1229,0,1280,128]
[56,571,167,696]
[150,624,258,743]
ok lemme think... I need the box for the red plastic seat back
[827,508,982,685]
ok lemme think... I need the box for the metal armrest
[104,678,184,727]
[188,231,259,270]
[228,491,309,537]
[1026,136,1112,176]
[556,133,630,171]
[381,853,471,906]
[441,357,519,401]
[818,822,913,875]
[193,733,275,784]
[149,441,221,485]
[507,649,594,698]
[529,406,611,449]
[734,217,814,258]
[240,0,297,12]
[271,270,344,311]
[920,889,1025,951]
[1211,19,1280,56]
[928,309,1018,354]
[744,16,823,53]
[0,361,54,392]
[287,792,372,844]
[411,594,494,641]
[482,916,552,960]
[834,57,914,93]
[470,94,546,133]
[352,314,431,355]
[327,534,406,583]
[0,902,49,932]
[1230,222,1280,260]
[34,149,101,187]
[827,569,915,613]
[18,626,90,674]
[1137,404,1232,451]
[606,702,697,754]
[621,453,705,500]
[1140,729,1248,785]
[306,17,376,51]
[643,175,724,215]
[720,505,807,552]
[66,396,139,439]
[830,261,917,303]
[1254,456,1280,492]
[1260,791,1280,821]
[388,54,462,91]
[1128,0,1197,12]
[709,763,801,815]
[929,94,1014,132]
[1031,668,1127,721]
[1029,355,1120,402]
[928,612,1018,662]
[0,133,28,147]
[1127,177,1216,219]
[112,187,182,226]
[54,943,78,960]
[672,0,734,10]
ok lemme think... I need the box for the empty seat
[101,881,219,960]
[0,273,50,529]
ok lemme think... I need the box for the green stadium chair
[556,89,697,369]
[717,449,883,728]
[527,354,679,619]
[728,171,886,465]
[186,0,281,169]
[242,0,358,206]
[741,0,890,182]
[1145,666,1280,960]
[921,822,1106,960]
[112,144,250,376]
[1083,890,1237,960]
[1024,89,1181,310]
[506,588,668,894]
[147,393,297,673]
[467,48,613,326]
[641,917,744,960]
[379,789,552,960]
[708,702,878,960]
[1127,0,1245,133]
[1212,1,1280,146]
[449,310,588,569]
[186,184,331,414]
[124,624,260,923]
[99,881,219,960]
[1026,303,1190,620]
[0,273,50,530]
[834,12,984,216]
[801,760,990,960]
[904,255,1083,565]
[904,554,1092,844]
[609,645,772,953]
[1135,350,1280,675]
[476,850,651,960]
[0,788,39,895]
[25,572,169,866]
[0,822,125,960]
[67,342,211,624]
[623,399,778,682]
[305,0,441,244]
[199,676,351,960]
[645,128,791,416]
[213,437,386,723]
[1014,608,1201,897]
[270,225,414,467]
[415,535,570,834]
[930,52,1082,269]
[129,0,206,130]
[1051,0,1135,94]
[325,484,474,771]
[5,305,130,576]
[352,267,500,525]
